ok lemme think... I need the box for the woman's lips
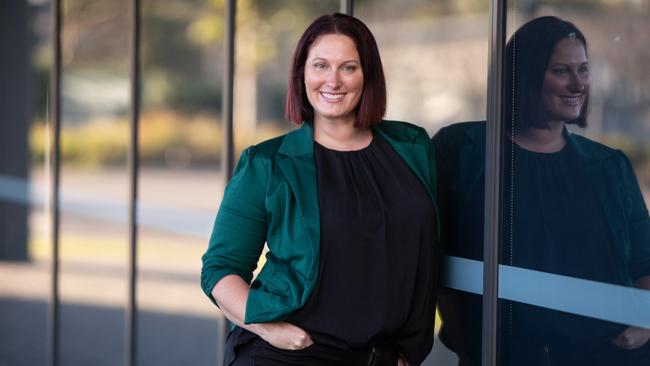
[320,92,346,102]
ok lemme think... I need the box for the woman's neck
[513,121,566,153]
[314,119,372,151]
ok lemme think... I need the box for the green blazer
[433,121,650,284]
[201,120,439,324]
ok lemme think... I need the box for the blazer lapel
[277,123,321,253]
[375,125,435,200]
[567,130,627,260]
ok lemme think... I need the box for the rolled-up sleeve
[201,146,268,305]
[619,151,650,280]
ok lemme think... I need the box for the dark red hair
[285,13,386,128]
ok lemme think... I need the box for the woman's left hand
[612,326,650,349]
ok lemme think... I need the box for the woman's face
[304,34,364,125]
[541,37,590,125]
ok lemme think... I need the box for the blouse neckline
[314,135,376,153]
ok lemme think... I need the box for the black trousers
[225,327,398,366]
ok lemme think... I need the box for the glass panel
[137,1,338,365]
[57,0,129,364]
[136,0,224,364]
[355,1,490,364]
[498,1,650,365]
[0,1,51,365]
[233,0,339,156]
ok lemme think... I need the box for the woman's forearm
[211,274,267,336]
[211,274,313,350]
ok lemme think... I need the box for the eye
[341,64,358,72]
[579,64,590,74]
[550,67,568,76]
[313,62,328,70]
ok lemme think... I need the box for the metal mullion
[223,0,235,181]
[340,0,353,16]
[125,0,141,365]
[48,0,62,365]
[217,0,236,364]
[483,0,507,365]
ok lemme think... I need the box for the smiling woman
[201,13,439,366]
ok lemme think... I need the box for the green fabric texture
[201,120,439,324]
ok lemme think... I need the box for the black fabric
[440,139,646,365]
[498,329,650,366]
[502,143,625,347]
[286,132,437,365]
[226,327,399,366]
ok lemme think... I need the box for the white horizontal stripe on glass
[443,255,650,329]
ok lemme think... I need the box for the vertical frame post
[223,0,236,181]
[217,0,236,364]
[126,0,141,365]
[483,0,507,365]
[340,0,353,16]
[48,0,62,365]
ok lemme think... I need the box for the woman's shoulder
[434,121,485,143]
[566,130,623,161]
[245,134,286,158]
[232,134,289,179]
[376,120,430,143]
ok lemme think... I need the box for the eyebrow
[310,57,360,64]
[549,61,589,67]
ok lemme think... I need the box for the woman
[434,16,650,365]
[201,13,439,366]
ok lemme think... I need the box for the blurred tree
[183,0,337,129]
[0,0,30,261]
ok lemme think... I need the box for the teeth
[561,96,580,103]
[321,92,345,101]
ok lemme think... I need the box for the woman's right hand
[255,321,314,350]
[211,276,313,350]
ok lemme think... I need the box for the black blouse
[504,143,624,345]
[288,132,437,364]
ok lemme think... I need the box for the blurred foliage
[140,0,335,115]
[355,0,489,16]
[29,110,284,168]
[25,0,650,177]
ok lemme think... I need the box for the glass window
[497,2,650,365]
[138,1,339,365]
[56,0,130,364]
[232,0,339,156]
[0,1,51,365]
[354,1,490,364]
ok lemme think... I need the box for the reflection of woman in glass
[435,16,650,365]
[201,13,438,366]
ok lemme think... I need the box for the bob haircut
[285,13,386,128]
[505,16,589,130]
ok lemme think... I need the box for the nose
[568,70,589,93]
[325,69,341,88]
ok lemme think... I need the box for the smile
[320,92,346,102]
[560,95,582,105]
